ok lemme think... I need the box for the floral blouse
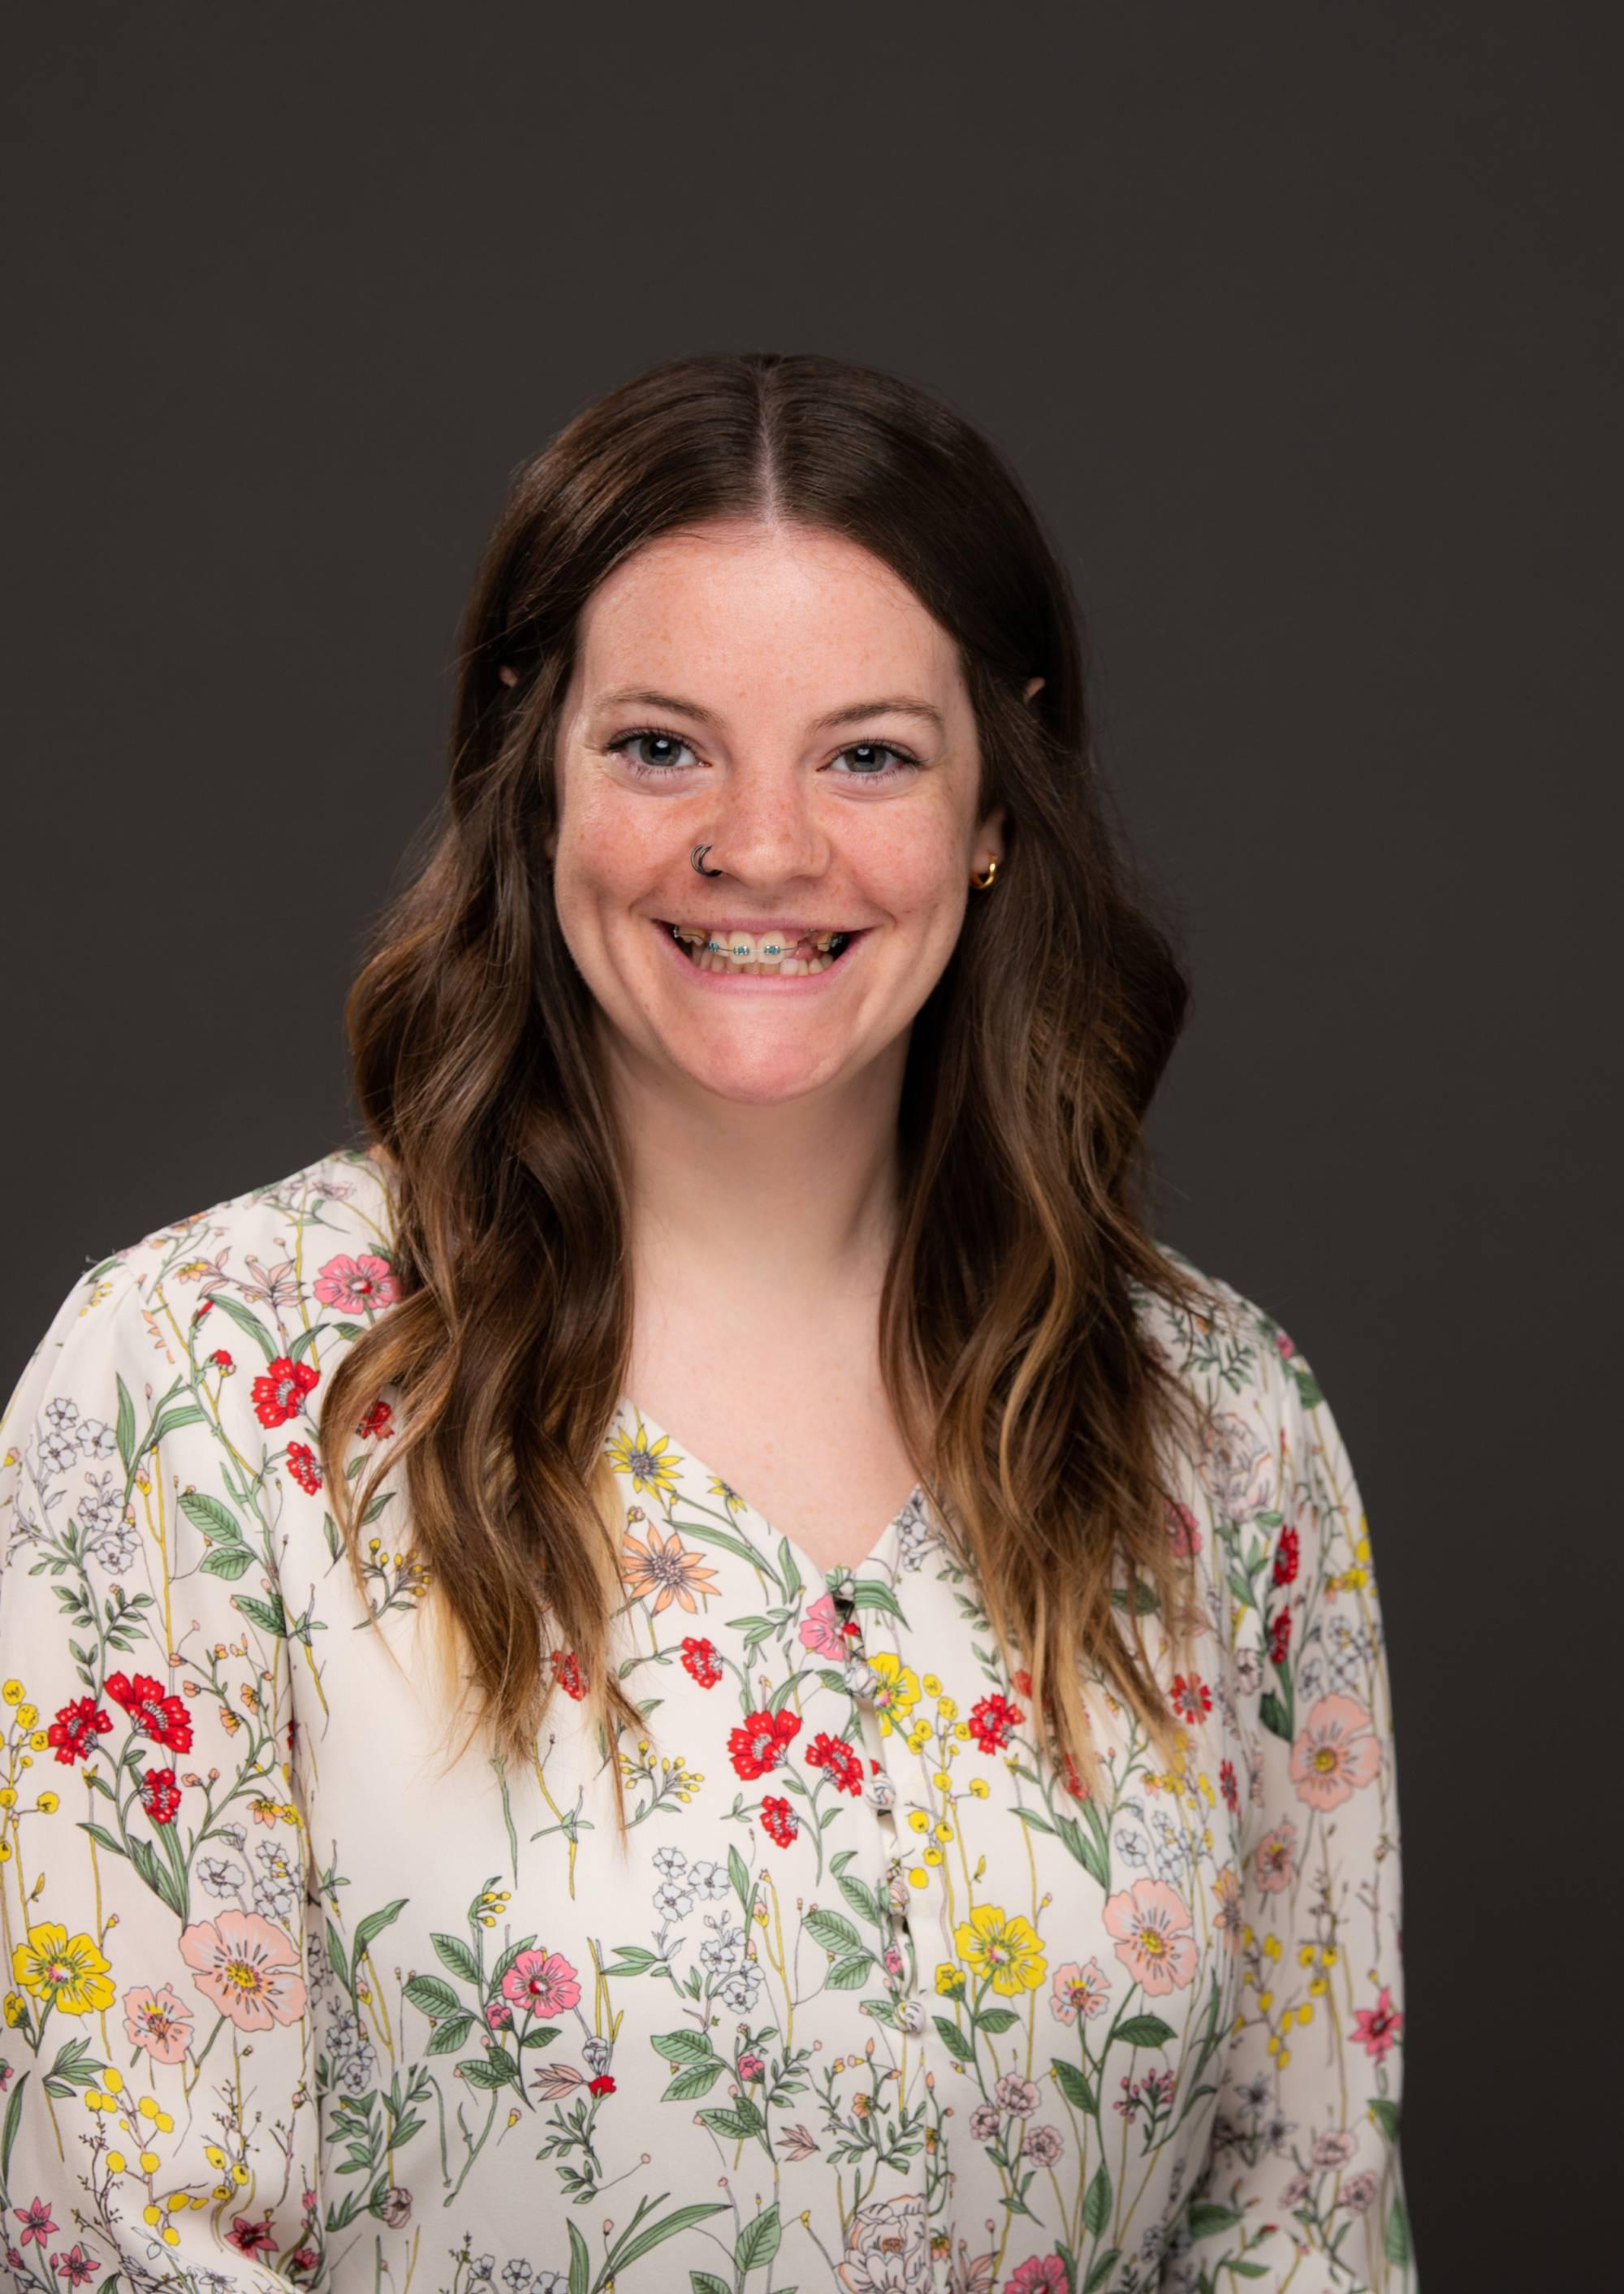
[0,1147,1414,2294]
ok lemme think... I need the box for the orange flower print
[620,1520,719,1614]
[1253,1820,1298,1892]
[1049,1958,1112,2023]
[1210,1865,1244,1949]
[122,1982,193,2064]
[1290,1693,1382,1810]
[1100,1878,1199,1997]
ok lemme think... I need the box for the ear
[1022,675,1045,704]
[974,801,1008,865]
[499,665,519,689]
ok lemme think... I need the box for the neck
[610,1038,908,1318]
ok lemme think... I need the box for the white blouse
[0,1146,1413,2293]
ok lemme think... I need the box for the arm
[1173,1331,1415,2292]
[0,1258,319,2289]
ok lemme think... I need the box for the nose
[700,754,831,884]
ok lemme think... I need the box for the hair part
[318,349,1225,1847]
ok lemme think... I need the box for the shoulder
[3,1142,400,1460]
[1132,1239,1346,1476]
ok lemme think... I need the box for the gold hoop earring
[971,857,1000,892]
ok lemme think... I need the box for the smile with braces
[667,923,856,976]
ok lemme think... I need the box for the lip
[650,917,870,990]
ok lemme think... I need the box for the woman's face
[546,517,1008,1110]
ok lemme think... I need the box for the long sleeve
[0,1258,319,2290]
[1171,1330,1415,2292]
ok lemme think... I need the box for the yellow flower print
[866,1652,919,1736]
[607,1422,683,1501]
[12,1920,115,2015]
[953,1903,1047,1996]
[706,1474,745,1515]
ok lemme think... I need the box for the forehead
[572,520,965,706]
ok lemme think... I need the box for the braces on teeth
[668,925,853,975]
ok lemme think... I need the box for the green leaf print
[432,1930,482,1985]
[201,1290,279,1360]
[661,2060,727,2103]
[735,2200,781,2270]
[805,1907,862,1953]
[1052,2057,1097,2115]
[1082,2154,1112,2236]
[404,1975,460,2019]
[426,2015,477,2056]
[1114,2013,1177,2050]
[932,2015,974,2064]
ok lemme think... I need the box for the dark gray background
[6,6,1619,2280]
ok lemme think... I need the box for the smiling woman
[0,353,1414,2292]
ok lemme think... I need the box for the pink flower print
[1351,1983,1405,2063]
[993,2072,1040,2115]
[484,1998,513,2031]
[1339,2169,1381,2214]
[501,1949,581,2019]
[13,2198,57,2249]
[1049,1957,1111,2023]
[122,1983,194,2064]
[1006,2258,1069,2293]
[798,1591,849,1659]
[1101,1877,1199,1997]
[1291,1695,1381,1811]
[178,1910,309,2031]
[1311,2128,1358,2168]
[50,2243,97,2287]
[313,1253,400,1314]
[1253,1820,1298,1893]
[1166,1500,1203,1558]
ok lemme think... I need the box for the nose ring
[690,844,724,877]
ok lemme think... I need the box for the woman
[0,353,1413,2293]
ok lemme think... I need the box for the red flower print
[759,1794,800,1847]
[1219,1757,1239,1813]
[357,1398,394,1440]
[45,1696,111,1766]
[587,2073,615,2095]
[1351,1982,1405,2063]
[13,2197,56,2248]
[1268,1609,1293,1666]
[1013,1668,1033,1697]
[1170,1673,1212,1725]
[967,1691,1023,1754]
[137,1768,182,1825]
[227,2214,278,2257]
[105,1673,193,1755]
[313,1252,400,1314]
[728,1706,801,1780]
[209,1348,235,1371]
[1272,1525,1301,1586]
[286,1441,322,1495]
[252,1355,319,1429]
[549,1648,587,1700]
[1060,1747,1091,1800]
[49,2244,96,2288]
[680,1635,723,1688]
[805,1731,864,1796]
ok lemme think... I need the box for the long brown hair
[318,350,1224,1846]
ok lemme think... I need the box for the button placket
[835,1582,922,2020]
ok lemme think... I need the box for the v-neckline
[615,1394,923,1586]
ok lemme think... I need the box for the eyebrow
[590,686,945,737]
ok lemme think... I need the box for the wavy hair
[317,350,1224,1846]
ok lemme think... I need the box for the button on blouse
[0,1147,1416,2293]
